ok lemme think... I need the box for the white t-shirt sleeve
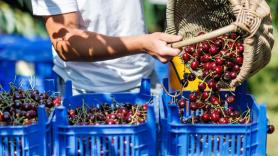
[31,0,79,16]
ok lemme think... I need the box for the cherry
[178,98,187,108]
[235,56,243,65]
[53,96,61,106]
[208,80,217,89]
[191,61,199,70]
[189,93,197,102]
[230,33,238,40]
[215,66,223,75]
[185,45,195,54]
[198,82,207,91]
[182,53,190,62]
[210,96,220,105]
[219,117,230,124]
[188,73,196,81]
[143,104,148,111]
[204,62,212,70]
[196,102,205,108]
[214,38,224,48]
[181,79,189,87]
[202,70,210,79]
[227,61,235,68]
[210,62,217,70]
[233,65,241,73]
[201,113,210,122]
[201,91,210,100]
[190,103,198,111]
[68,109,76,118]
[215,58,224,65]
[267,124,275,134]
[230,72,237,79]
[199,42,210,52]
[226,95,235,104]
[201,54,211,63]
[209,45,219,55]
[210,112,221,122]
[236,44,244,54]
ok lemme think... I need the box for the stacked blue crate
[0,35,56,92]
[53,79,157,156]
[159,78,268,156]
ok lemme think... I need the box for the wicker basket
[166,0,275,87]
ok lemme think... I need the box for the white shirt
[31,0,154,92]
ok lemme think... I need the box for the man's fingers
[159,33,183,43]
[160,45,181,56]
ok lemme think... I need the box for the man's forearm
[47,24,146,62]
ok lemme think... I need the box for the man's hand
[142,32,183,63]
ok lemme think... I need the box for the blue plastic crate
[159,79,268,156]
[0,79,56,156]
[0,35,56,92]
[53,79,156,156]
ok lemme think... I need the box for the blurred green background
[1,0,278,155]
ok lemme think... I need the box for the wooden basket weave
[166,0,275,87]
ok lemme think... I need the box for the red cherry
[210,96,220,105]
[190,103,198,111]
[215,66,223,75]
[208,80,217,89]
[198,82,207,91]
[143,104,148,111]
[204,62,212,70]
[267,125,275,134]
[185,45,195,54]
[233,65,241,73]
[209,45,219,55]
[230,33,238,40]
[211,62,217,70]
[189,93,197,102]
[215,58,224,65]
[201,42,210,52]
[210,112,221,122]
[201,91,210,100]
[214,38,224,48]
[68,109,76,118]
[227,61,235,68]
[236,56,243,65]
[236,44,244,54]
[230,72,237,79]
[53,96,61,106]
[178,98,187,108]
[196,102,205,108]
[201,113,210,122]
[219,117,230,124]
[182,53,190,62]
[226,95,235,104]
[188,73,196,81]
[190,61,199,70]
[200,54,211,63]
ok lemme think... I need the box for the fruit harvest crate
[0,35,56,92]
[159,79,268,156]
[0,79,56,156]
[52,79,156,156]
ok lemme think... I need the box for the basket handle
[168,24,238,48]
[140,78,151,95]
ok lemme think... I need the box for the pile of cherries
[0,83,61,125]
[181,32,244,88]
[172,32,249,124]
[172,32,275,133]
[68,103,148,125]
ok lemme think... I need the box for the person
[31,0,182,94]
